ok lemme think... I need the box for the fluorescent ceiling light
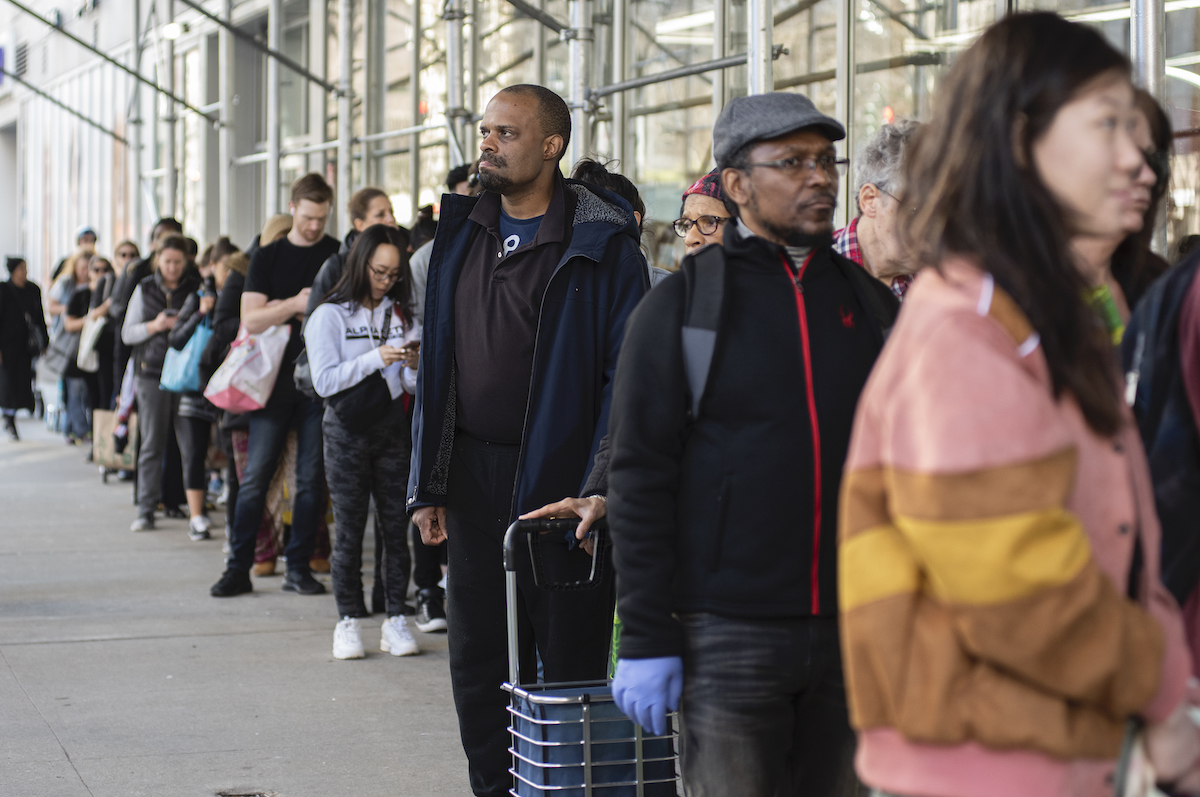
[656,10,714,35]
[1168,52,1200,66]
[161,21,185,40]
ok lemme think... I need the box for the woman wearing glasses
[673,169,737,255]
[304,224,422,660]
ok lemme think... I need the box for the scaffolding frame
[6,0,1172,245]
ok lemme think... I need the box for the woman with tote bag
[303,224,420,660]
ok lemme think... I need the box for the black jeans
[679,613,864,797]
[324,400,412,618]
[445,432,615,797]
[227,395,325,574]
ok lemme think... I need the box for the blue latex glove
[611,656,683,737]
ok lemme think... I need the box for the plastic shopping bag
[203,324,290,413]
[76,316,106,373]
[161,319,214,393]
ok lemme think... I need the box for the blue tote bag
[160,318,214,393]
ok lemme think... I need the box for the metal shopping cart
[502,518,681,797]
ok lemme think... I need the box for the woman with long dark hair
[0,258,47,440]
[304,224,421,659]
[838,13,1200,796]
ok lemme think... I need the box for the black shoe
[163,505,187,520]
[210,569,253,597]
[282,569,326,595]
[415,587,448,633]
[4,416,17,441]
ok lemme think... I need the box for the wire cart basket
[502,518,681,797]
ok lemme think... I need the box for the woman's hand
[399,342,420,369]
[198,295,216,316]
[149,311,178,334]
[378,345,406,366]
[519,496,607,556]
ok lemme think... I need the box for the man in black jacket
[607,92,898,797]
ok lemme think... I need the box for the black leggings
[177,415,212,491]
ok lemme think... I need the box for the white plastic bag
[76,315,107,373]
[203,324,291,413]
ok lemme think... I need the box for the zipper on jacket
[507,251,601,523]
[782,252,823,614]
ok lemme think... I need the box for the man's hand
[414,506,448,545]
[291,288,312,316]
[520,496,606,555]
[611,657,683,737]
[199,295,216,316]
[150,311,178,334]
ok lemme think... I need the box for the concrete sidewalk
[0,415,470,797]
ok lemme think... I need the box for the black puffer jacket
[607,223,897,660]
[133,270,200,379]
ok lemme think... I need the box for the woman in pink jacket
[838,12,1200,797]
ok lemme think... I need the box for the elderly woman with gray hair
[833,119,920,298]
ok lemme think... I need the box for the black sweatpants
[324,400,412,618]
[445,432,615,797]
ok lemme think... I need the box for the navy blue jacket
[406,176,649,519]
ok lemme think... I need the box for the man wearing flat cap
[606,92,898,796]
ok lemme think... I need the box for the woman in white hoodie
[304,224,421,660]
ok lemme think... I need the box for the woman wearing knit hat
[673,169,736,254]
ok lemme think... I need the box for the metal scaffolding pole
[162,0,177,217]
[747,0,773,95]
[1132,0,1166,253]
[445,0,467,164]
[468,0,480,155]
[266,0,282,215]
[130,0,143,239]
[309,0,329,175]
[533,0,546,84]
[610,0,626,168]
[365,0,386,186]
[218,0,234,235]
[337,0,353,233]
[712,0,726,160]
[409,0,421,222]
[834,0,855,230]
[567,0,593,164]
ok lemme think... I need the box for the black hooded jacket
[607,221,898,660]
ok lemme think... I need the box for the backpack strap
[681,244,726,420]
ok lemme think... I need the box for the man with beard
[408,84,647,797]
[606,92,898,796]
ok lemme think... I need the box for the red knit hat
[683,169,727,203]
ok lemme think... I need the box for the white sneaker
[380,616,420,657]
[188,516,211,541]
[333,618,365,660]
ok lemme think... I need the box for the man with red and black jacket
[607,92,898,797]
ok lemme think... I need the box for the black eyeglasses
[673,215,729,238]
[742,154,849,179]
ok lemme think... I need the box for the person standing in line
[121,235,201,531]
[0,258,47,440]
[210,173,340,598]
[840,14,1200,797]
[833,121,920,299]
[673,169,736,255]
[51,226,98,282]
[65,257,113,447]
[168,264,219,541]
[606,92,899,797]
[306,224,422,659]
[89,253,122,409]
[408,84,648,797]
[60,254,99,445]
[308,187,399,312]
[110,218,184,399]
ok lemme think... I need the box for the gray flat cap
[713,92,845,169]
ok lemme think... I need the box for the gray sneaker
[130,515,155,532]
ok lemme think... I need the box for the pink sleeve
[1142,582,1193,723]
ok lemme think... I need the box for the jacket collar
[444,172,639,268]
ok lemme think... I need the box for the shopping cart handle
[502,517,609,590]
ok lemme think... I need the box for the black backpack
[1122,254,1200,605]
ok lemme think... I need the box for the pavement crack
[0,645,96,796]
